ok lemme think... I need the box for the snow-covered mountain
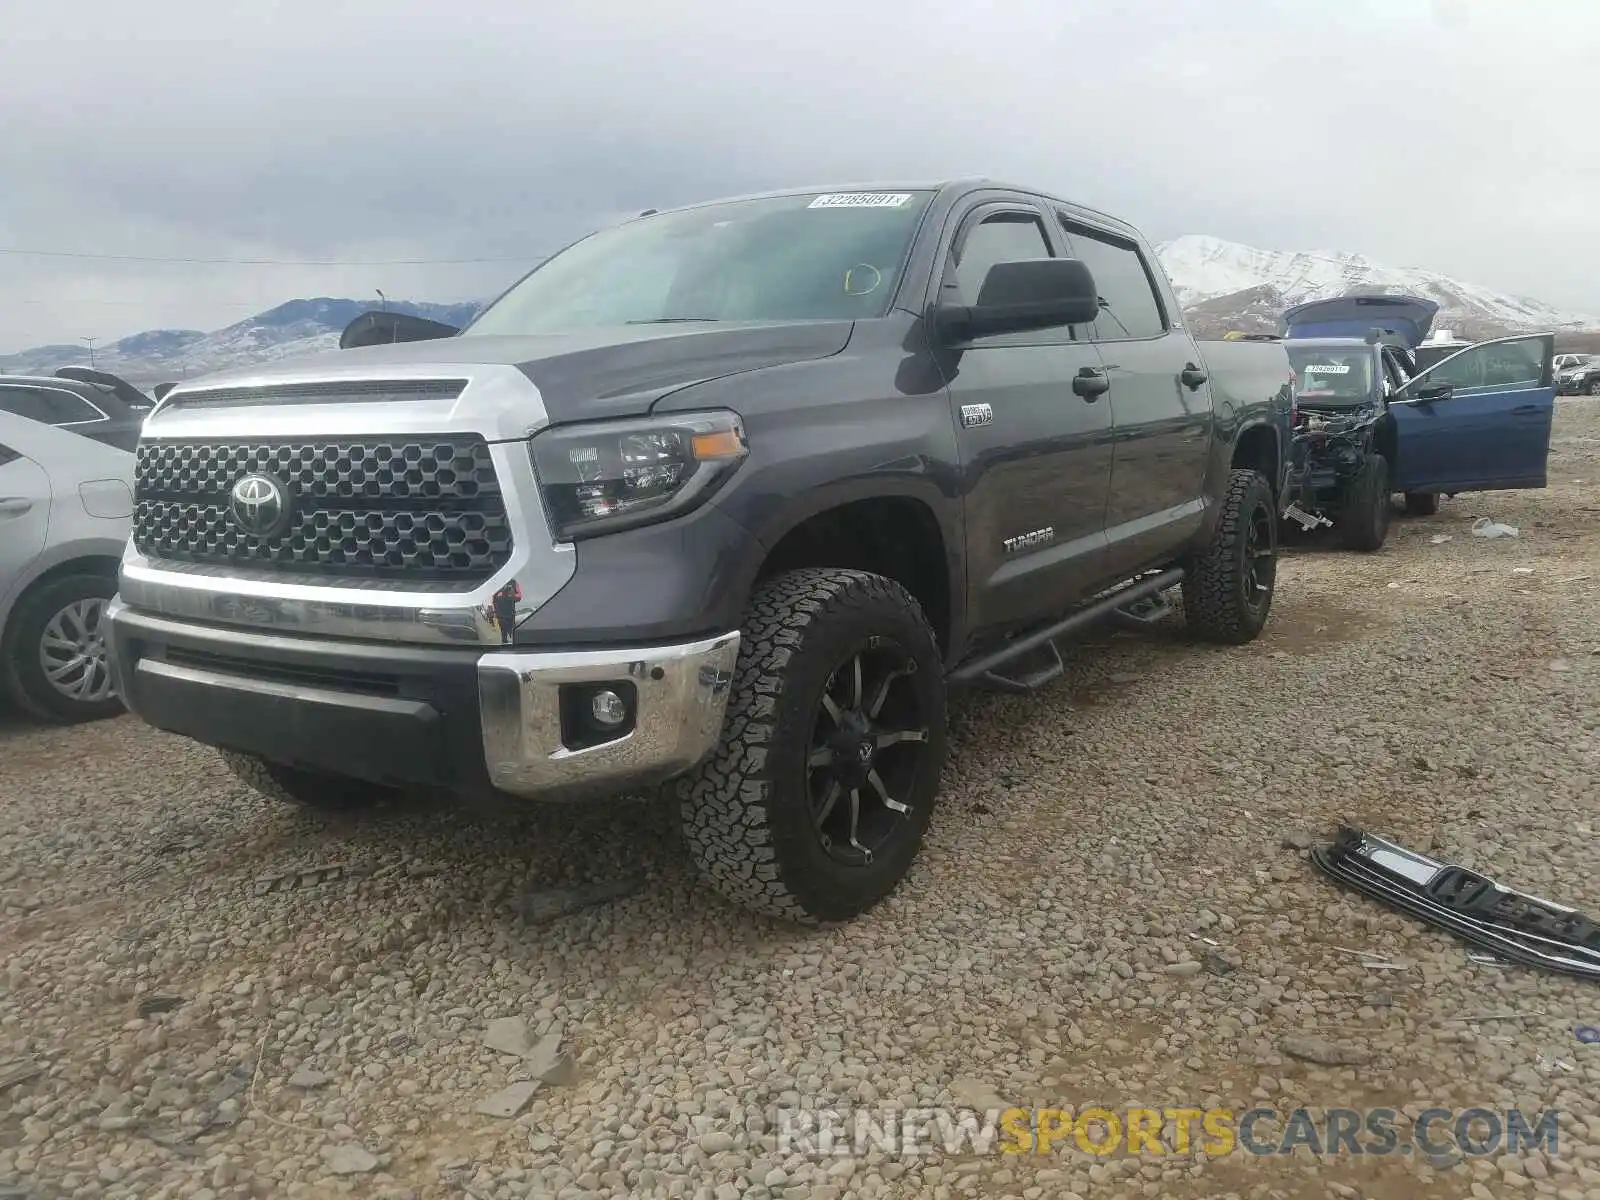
[4,241,1596,387]
[1155,235,1598,339]
[0,298,483,386]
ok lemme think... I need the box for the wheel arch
[1230,420,1283,501]
[746,481,964,659]
[0,546,123,641]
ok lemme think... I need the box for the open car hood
[1281,295,1440,350]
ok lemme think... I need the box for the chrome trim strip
[478,633,740,799]
[119,363,575,645]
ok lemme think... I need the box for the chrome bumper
[478,633,741,799]
[108,595,740,802]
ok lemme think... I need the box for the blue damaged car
[1277,294,1556,551]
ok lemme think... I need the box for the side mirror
[339,310,461,350]
[935,258,1100,342]
[1412,382,1454,401]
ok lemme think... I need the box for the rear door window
[0,386,104,426]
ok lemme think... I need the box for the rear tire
[1341,453,1391,552]
[1,574,125,725]
[676,568,948,924]
[1183,469,1277,645]
[1404,491,1440,516]
[220,749,395,811]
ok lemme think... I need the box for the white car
[0,409,135,722]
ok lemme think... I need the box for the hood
[192,320,855,423]
[1280,295,1440,349]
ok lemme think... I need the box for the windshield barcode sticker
[807,192,913,209]
[1305,364,1352,375]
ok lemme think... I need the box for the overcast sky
[2,0,1595,352]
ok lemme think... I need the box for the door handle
[1513,404,1540,414]
[1072,368,1110,401]
[1180,363,1208,389]
[0,497,33,516]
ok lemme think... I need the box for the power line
[0,246,546,266]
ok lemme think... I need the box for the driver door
[1389,333,1555,494]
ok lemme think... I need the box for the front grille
[132,436,513,584]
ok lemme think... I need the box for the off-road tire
[1404,491,1440,516]
[220,749,395,811]
[1341,453,1391,552]
[676,568,948,924]
[1182,469,1277,645]
[1,573,125,724]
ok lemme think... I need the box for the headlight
[528,410,748,540]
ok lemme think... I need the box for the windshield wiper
[625,317,720,324]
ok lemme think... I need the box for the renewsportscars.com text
[774,1105,1560,1159]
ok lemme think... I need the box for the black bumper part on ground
[1311,825,1600,980]
[108,605,493,793]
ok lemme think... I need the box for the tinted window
[1419,339,1545,393]
[0,386,101,425]
[463,190,934,333]
[947,212,1054,306]
[1060,222,1167,340]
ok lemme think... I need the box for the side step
[977,641,1063,694]
[951,567,1185,692]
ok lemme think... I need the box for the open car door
[1389,332,1555,494]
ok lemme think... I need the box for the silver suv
[0,410,134,722]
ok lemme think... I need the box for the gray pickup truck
[107,179,1294,923]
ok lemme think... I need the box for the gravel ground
[3,401,1600,1200]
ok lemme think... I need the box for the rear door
[933,199,1114,628]
[1056,216,1212,580]
[0,435,52,609]
[1389,333,1556,493]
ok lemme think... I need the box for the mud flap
[1311,826,1600,980]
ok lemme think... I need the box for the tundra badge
[960,403,994,429]
[1002,527,1055,554]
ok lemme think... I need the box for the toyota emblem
[229,473,290,538]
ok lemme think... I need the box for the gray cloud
[2,0,1595,350]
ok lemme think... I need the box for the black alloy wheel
[805,638,931,866]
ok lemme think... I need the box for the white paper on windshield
[807,193,913,209]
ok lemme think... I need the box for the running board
[1311,826,1600,980]
[950,567,1185,690]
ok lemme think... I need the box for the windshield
[463,191,935,336]
[1286,348,1376,404]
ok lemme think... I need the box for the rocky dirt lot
[3,402,1600,1200]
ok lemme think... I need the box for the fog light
[590,689,628,727]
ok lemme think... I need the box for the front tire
[1404,491,1440,516]
[1183,469,1277,645]
[1587,379,1600,397]
[676,568,948,924]
[220,750,395,811]
[1,574,124,724]
[1340,453,1391,552]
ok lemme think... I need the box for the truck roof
[635,178,1146,242]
